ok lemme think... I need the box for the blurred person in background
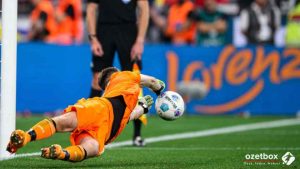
[240,0,281,45]
[55,0,84,45]
[148,0,172,43]
[195,0,228,46]
[86,0,149,146]
[286,0,300,47]
[237,0,254,12]
[164,0,196,44]
[194,0,229,8]
[28,0,58,42]
[272,0,294,17]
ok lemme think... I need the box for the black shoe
[133,136,145,147]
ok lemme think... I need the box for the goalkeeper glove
[153,79,165,96]
[138,95,154,114]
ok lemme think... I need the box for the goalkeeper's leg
[41,136,99,162]
[7,111,78,153]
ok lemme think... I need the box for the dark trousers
[91,24,140,72]
[90,23,142,138]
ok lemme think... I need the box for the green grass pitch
[0,115,299,169]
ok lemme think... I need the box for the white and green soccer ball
[155,91,185,121]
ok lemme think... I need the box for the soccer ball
[155,91,185,121]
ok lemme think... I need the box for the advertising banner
[17,43,300,115]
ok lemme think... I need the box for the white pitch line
[1,152,40,161]
[106,118,300,148]
[1,118,300,161]
[110,147,300,151]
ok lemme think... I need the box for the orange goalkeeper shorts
[63,97,114,154]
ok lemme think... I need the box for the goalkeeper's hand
[153,79,165,96]
[138,95,154,114]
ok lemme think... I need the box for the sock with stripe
[59,145,87,162]
[27,118,56,142]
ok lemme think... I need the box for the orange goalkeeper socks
[61,145,86,162]
[27,118,56,141]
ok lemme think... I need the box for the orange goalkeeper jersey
[64,71,140,154]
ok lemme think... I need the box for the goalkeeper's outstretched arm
[140,74,165,95]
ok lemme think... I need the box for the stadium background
[9,0,300,116]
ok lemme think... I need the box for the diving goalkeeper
[6,67,165,162]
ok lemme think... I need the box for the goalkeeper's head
[98,67,119,90]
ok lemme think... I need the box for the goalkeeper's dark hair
[98,67,119,90]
